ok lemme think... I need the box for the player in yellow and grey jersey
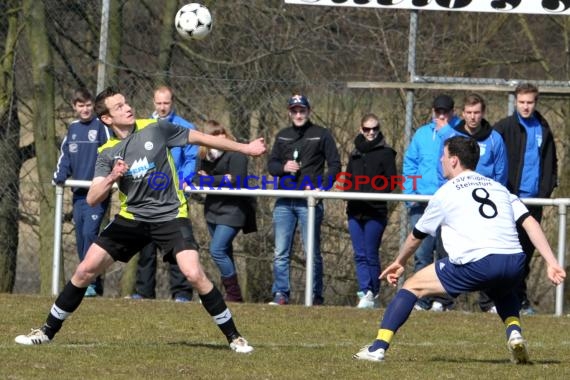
[15,87,266,354]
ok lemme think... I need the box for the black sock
[199,286,239,342]
[43,281,86,339]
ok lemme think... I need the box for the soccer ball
[174,3,212,40]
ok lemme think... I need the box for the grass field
[1,294,569,379]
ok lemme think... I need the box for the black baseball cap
[432,94,454,112]
[287,94,310,109]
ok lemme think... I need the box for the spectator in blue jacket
[53,87,112,297]
[452,93,508,313]
[129,86,197,302]
[402,94,460,311]
[453,94,507,186]
[493,83,558,315]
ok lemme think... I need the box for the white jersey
[415,171,526,264]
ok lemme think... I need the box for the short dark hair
[72,87,93,105]
[94,87,120,123]
[463,93,486,112]
[514,82,539,99]
[444,135,479,170]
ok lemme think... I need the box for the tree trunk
[0,1,21,292]
[156,1,178,87]
[24,0,58,295]
[105,0,123,87]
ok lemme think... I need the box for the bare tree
[23,0,58,294]
[0,0,24,292]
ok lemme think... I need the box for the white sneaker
[430,301,444,312]
[507,331,530,364]
[487,306,498,314]
[353,345,385,362]
[230,336,254,354]
[15,328,51,345]
[357,290,375,309]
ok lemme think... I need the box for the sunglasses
[361,125,379,133]
[289,108,308,115]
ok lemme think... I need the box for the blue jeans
[409,204,436,273]
[73,195,109,293]
[272,198,324,299]
[409,204,454,309]
[348,216,386,296]
[207,223,241,278]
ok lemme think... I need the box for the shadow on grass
[431,356,561,365]
[167,341,229,351]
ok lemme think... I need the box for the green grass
[1,294,569,379]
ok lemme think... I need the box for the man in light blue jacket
[453,93,507,186]
[402,94,460,311]
[452,93,508,313]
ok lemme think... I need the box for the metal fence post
[555,201,567,316]
[52,185,65,295]
[305,194,316,307]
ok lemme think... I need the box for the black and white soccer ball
[174,3,212,40]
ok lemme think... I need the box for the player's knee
[73,264,97,286]
[182,266,206,284]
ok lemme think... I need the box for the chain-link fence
[5,1,569,311]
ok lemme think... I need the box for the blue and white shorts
[435,253,526,299]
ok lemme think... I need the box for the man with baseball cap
[402,93,461,312]
[267,93,341,306]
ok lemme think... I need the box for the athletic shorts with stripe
[95,215,199,263]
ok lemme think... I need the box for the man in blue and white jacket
[53,87,112,297]
[130,86,197,302]
[402,94,460,311]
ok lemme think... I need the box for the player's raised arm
[520,216,566,285]
[188,129,265,157]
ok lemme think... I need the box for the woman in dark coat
[196,120,256,302]
[346,113,397,308]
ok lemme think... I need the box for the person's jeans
[272,198,324,299]
[73,195,108,294]
[409,204,454,309]
[409,204,436,274]
[207,223,241,278]
[348,216,386,295]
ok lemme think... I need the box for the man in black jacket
[493,83,558,315]
[267,94,341,305]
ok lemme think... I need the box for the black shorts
[95,216,199,263]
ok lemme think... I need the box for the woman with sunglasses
[196,120,257,302]
[346,113,397,309]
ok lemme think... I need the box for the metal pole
[555,202,567,316]
[96,0,110,94]
[507,92,515,115]
[305,194,316,306]
[399,10,418,287]
[52,185,65,295]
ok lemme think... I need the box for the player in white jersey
[354,135,565,364]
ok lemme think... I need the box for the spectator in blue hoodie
[402,94,460,311]
[129,86,197,302]
[452,93,508,313]
[53,87,112,297]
